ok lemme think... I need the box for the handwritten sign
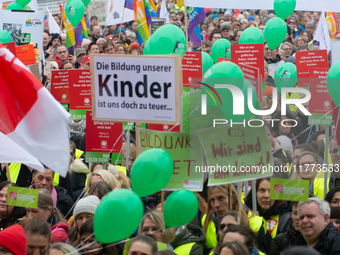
[197,125,273,185]
[16,44,36,65]
[138,128,203,191]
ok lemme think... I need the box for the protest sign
[148,123,180,132]
[270,178,309,202]
[91,54,182,124]
[37,1,61,14]
[88,0,106,26]
[0,11,44,62]
[296,50,328,87]
[7,186,38,208]
[86,111,123,163]
[182,52,202,87]
[16,44,36,65]
[69,70,92,120]
[308,68,333,126]
[231,44,264,99]
[197,125,273,185]
[151,18,166,35]
[50,70,70,104]
[27,64,40,81]
[138,128,203,191]
[2,42,16,56]
[331,40,340,65]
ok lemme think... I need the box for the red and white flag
[0,44,70,177]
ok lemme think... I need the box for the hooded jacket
[70,159,90,201]
[269,222,301,255]
[295,222,340,255]
[171,224,206,255]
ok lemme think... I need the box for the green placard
[86,152,122,164]
[138,129,203,191]
[61,104,69,112]
[70,109,87,120]
[123,122,135,131]
[308,113,333,126]
[7,186,38,208]
[197,125,273,185]
[21,33,31,44]
[270,178,309,202]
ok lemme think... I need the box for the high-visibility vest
[248,211,263,233]
[287,92,300,112]
[201,214,217,249]
[312,171,331,199]
[116,165,127,176]
[265,214,280,238]
[75,149,84,159]
[173,242,196,255]
[7,163,21,183]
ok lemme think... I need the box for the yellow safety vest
[265,214,280,238]
[282,150,291,174]
[75,149,84,159]
[258,250,266,255]
[321,138,332,165]
[116,165,127,176]
[201,214,217,249]
[313,171,331,199]
[248,211,263,233]
[7,163,21,183]
[287,92,299,112]
[173,242,196,255]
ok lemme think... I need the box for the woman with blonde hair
[107,164,131,189]
[47,243,80,255]
[138,210,176,248]
[84,169,121,194]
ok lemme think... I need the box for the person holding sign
[244,179,292,240]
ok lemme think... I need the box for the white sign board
[184,0,340,12]
[331,40,340,66]
[91,54,182,124]
[88,0,106,26]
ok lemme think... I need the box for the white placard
[331,40,340,66]
[91,54,182,124]
[184,0,340,12]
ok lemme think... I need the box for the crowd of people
[1,2,340,255]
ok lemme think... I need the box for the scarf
[211,212,222,230]
[67,119,86,136]
[29,184,57,206]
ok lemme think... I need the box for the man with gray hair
[295,197,340,254]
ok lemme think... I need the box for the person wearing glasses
[103,41,115,54]
[115,44,127,55]
[281,42,295,59]
[209,29,222,45]
[264,42,284,78]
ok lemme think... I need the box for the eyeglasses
[283,48,292,51]
[105,47,114,53]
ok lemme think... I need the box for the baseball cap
[221,22,232,31]
[75,48,86,58]
[106,34,113,41]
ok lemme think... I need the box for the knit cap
[211,14,219,21]
[0,225,27,255]
[73,195,100,220]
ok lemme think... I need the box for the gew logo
[198,83,311,116]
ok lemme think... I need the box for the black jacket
[269,222,301,255]
[0,206,26,231]
[70,159,89,201]
[171,224,206,255]
[295,222,340,255]
[55,186,74,219]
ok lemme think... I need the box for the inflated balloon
[202,52,214,76]
[327,60,340,106]
[149,25,186,58]
[6,2,23,10]
[274,0,296,20]
[202,61,244,119]
[82,0,91,7]
[239,27,264,44]
[17,0,31,8]
[211,39,231,63]
[264,17,287,50]
[0,30,12,44]
[23,5,31,10]
[164,190,198,228]
[274,62,297,94]
[131,148,173,197]
[65,0,85,27]
[94,189,143,243]
[143,39,151,55]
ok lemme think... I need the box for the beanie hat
[306,22,315,28]
[117,27,126,34]
[0,225,27,255]
[211,14,219,21]
[236,14,245,21]
[248,15,254,21]
[81,38,91,48]
[224,11,231,17]
[73,195,100,220]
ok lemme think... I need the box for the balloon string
[75,232,95,249]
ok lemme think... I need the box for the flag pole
[184,6,188,51]
[119,7,126,42]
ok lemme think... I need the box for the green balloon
[202,61,244,119]
[274,62,297,94]
[239,27,264,44]
[82,0,91,7]
[6,2,22,10]
[143,39,151,55]
[23,6,31,10]
[202,52,214,76]
[131,148,173,197]
[164,190,198,228]
[65,0,85,27]
[264,17,287,50]
[274,0,296,20]
[94,189,143,243]
[149,25,186,58]
[327,60,340,107]
[0,30,12,44]
[211,38,231,63]
[17,0,31,8]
